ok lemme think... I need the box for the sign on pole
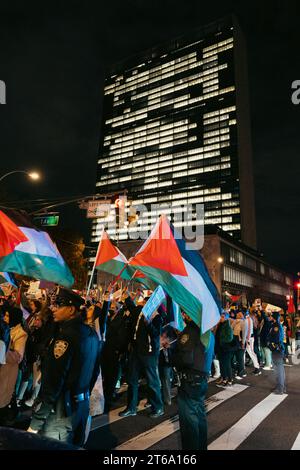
[33,214,59,227]
[86,200,111,219]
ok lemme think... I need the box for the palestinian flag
[0,209,74,288]
[94,229,132,280]
[0,209,28,257]
[129,215,221,336]
[127,267,157,291]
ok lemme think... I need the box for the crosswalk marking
[208,392,288,450]
[91,379,219,432]
[91,398,149,431]
[291,432,300,450]
[116,384,248,450]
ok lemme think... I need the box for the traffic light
[111,194,126,228]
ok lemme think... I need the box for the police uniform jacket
[125,297,162,356]
[172,321,214,376]
[30,316,99,431]
[266,321,284,354]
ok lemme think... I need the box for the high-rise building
[92,15,256,249]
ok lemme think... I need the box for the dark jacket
[125,296,162,356]
[215,320,236,354]
[259,311,273,347]
[172,321,214,375]
[102,306,131,354]
[266,321,285,355]
[30,316,99,431]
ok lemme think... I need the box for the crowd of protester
[0,284,299,446]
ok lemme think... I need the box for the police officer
[27,287,99,446]
[172,313,215,450]
[267,312,286,394]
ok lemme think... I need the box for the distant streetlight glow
[0,170,41,182]
[28,172,40,180]
[217,257,224,264]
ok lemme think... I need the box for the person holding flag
[118,289,164,419]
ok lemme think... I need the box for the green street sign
[34,215,59,227]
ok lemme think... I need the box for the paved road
[86,360,300,451]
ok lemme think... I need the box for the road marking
[208,392,288,450]
[291,432,300,450]
[116,384,248,450]
[91,398,149,431]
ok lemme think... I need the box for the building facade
[92,15,256,250]
[96,228,292,311]
[202,226,293,309]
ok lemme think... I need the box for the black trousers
[127,351,163,412]
[177,377,208,450]
[234,348,246,376]
[219,350,233,381]
[41,396,89,447]
[101,347,120,412]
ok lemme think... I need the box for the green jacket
[220,320,234,346]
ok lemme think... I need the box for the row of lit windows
[224,266,255,288]
[99,146,222,166]
[109,61,228,99]
[117,57,201,92]
[104,127,194,152]
[104,37,233,96]
[112,58,200,96]
[229,248,257,271]
[108,125,191,150]
[104,118,189,143]
[203,114,229,125]
[106,85,235,131]
[106,76,232,128]
[204,134,230,145]
[202,43,234,59]
[223,265,291,296]
[104,100,233,148]
[98,161,231,187]
[203,127,230,138]
[129,72,219,102]
[101,154,230,176]
[91,221,241,242]
[91,205,239,233]
[124,52,197,84]
[102,134,229,159]
[99,149,226,173]
[202,37,233,53]
[104,141,230,164]
[204,105,236,119]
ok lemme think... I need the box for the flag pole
[86,231,103,299]
[111,263,129,287]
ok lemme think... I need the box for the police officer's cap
[55,287,85,310]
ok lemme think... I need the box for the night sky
[0,0,299,274]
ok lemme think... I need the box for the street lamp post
[0,170,40,182]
